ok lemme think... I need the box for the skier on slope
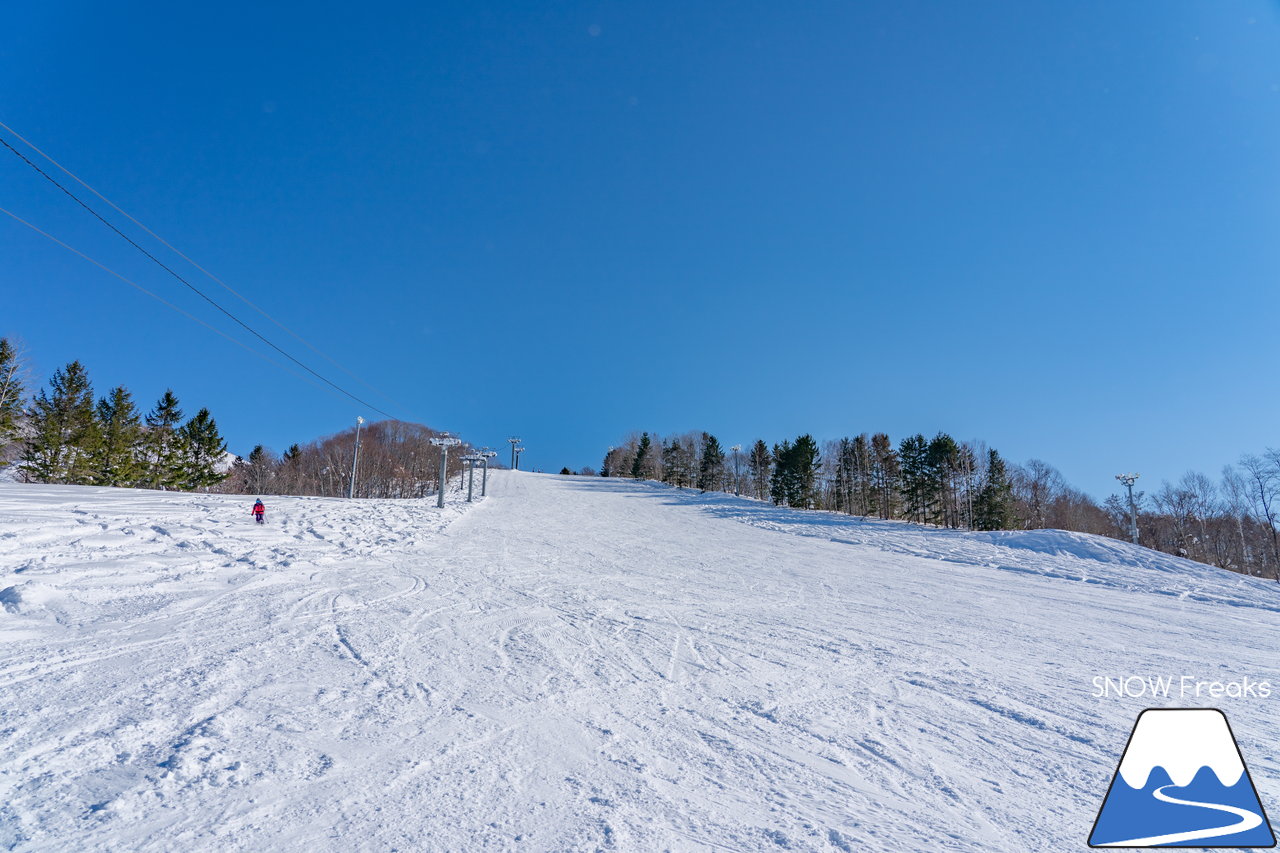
[251,499,265,524]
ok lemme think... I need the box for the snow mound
[0,581,66,615]
[972,528,1151,566]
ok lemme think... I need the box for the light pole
[508,436,521,470]
[461,453,481,502]
[430,434,462,508]
[515,445,526,470]
[348,416,364,499]
[731,444,742,496]
[480,450,498,496]
[1116,473,1140,545]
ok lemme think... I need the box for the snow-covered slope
[1,473,1276,851]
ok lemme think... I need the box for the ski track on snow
[0,474,1278,851]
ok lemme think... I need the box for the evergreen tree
[179,408,227,490]
[278,443,303,492]
[243,444,276,494]
[974,449,1016,530]
[631,432,652,480]
[898,434,931,523]
[659,438,675,484]
[662,435,696,488]
[93,386,143,487]
[869,432,900,519]
[0,337,27,454]
[851,433,873,516]
[747,439,772,500]
[926,432,960,526]
[770,439,792,505]
[834,437,856,514]
[696,432,725,492]
[789,434,821,508]
[20,361,100,484]
[142,390,185,489]
[767,435,820,507]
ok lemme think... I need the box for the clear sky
[3,1,1278,499]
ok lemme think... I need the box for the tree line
[1,340,226,489]
[601,428,1280,580]
[0,337,469,500]
[217,420,470,499]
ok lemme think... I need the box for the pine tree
[789,434,821,508]
[661,438,682,487]
[662,435,696,488]
[748,439,772,500]
[834,437,855,514]
[279,443,303,492]
[142,390,185,489]
[870,432,900,519]
[243,444,276,494]
[665,438,686,484]
[20,361,100,484]
[974,449,1016,530]
[851,433,873,516]
[696,432,725,492]
[93,386,143,487]
[770,439,792,505]
[0,338,27,454]
[926,432,959,526]
[898,434,931,523]
[631,432,652,479]
[179,408,227,490]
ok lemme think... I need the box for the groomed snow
[1,472,1277,851]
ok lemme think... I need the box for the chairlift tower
[1115,472,1141,545]
[515,445,526,471]
[508,437,521,470]
[430,435,462,508]
[730,444,743,496]
[461,453,482,502]
[480,450,498,496]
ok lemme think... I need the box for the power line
[0,134,401,421]
[0,204,343,402]
[0,118,404,412]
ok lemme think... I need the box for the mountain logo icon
[1089,708,1275,848]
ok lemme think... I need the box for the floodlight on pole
[515,445,526,471]
[480,450,498,496]
[430,434,462,507]
[1115,472,1141,545]
[348,416,365,499]
[731,444,743,497]
[508,437,521,470]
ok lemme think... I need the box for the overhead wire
[0,133,402,421]
[0,204,345,404]
[0,118,405,413]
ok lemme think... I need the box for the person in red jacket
[251,499,265,524]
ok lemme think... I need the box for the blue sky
[3,1,1279,499]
